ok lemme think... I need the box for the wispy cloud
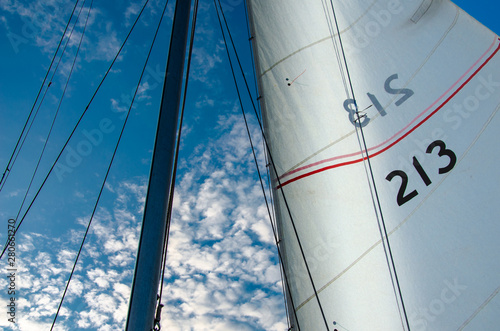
[0,179,146,330]
[1,1,89,54]
[84,22,121,63]
[124,2,142,27]
[160,112,286,330]
[0,113,285,330]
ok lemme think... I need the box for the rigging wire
[324,1,411,329]
[48,3,97,326]
[216,1,333,329]
[214,1,307,329]
[155,0,197,329]
[12,0,89,230]
[0,0,153,260]
[50,0,168,328]
[216,0,334,328]
[242,1,289,327]
[320,0,350,99]
[242,1,262,123]
[0,0,81,192]
[2,0,89,196]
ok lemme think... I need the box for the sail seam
[296,100,500,311]
[400,100,500,228]
[278,7,461,176]
[276,38,500,188]
[458,286,500,330]
[296,237,382,311]
[258,0,379,78]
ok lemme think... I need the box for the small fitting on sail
[354,112,367,123]
[411,0,433,23]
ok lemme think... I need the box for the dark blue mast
[125,0,192,329]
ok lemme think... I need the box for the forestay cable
[12,0,90,232]
[242,1,289,327]
[0,0,153,260]
[0,0,81,192]
[50,0,169,328]
[214,1,311,329]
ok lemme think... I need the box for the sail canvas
[248,0,500,329]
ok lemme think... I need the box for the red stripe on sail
[277,38,500,189]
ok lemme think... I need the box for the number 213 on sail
[386,140,457,206]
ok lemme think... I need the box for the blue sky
[0,1,285,330]
[0,0,498,330]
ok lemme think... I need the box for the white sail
[247,0,500,329]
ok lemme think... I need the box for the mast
[125,0,192,329]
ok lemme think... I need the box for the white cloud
[251,217,275,244]
[195,94,216,108]
[85,22,121,63]
[158,111,286,330]
[0,177,148,329]
[0,80,284,331]
[111,98,128,113]
[124,2,141,27]
[191,44,224,84]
